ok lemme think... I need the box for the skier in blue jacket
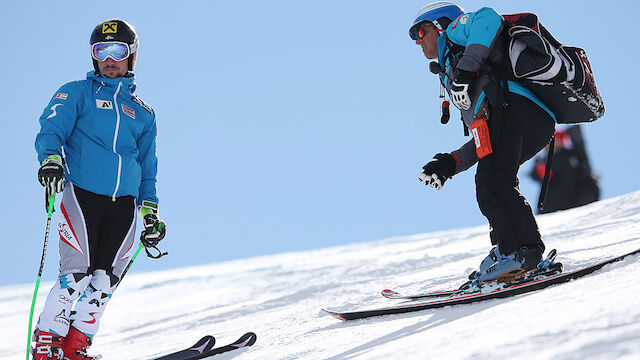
[410,3,556,282]
[33,19,166,360]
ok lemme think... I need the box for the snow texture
[2,191,640,359]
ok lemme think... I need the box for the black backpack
[503,13,605,124]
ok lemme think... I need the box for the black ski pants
[476,92,555,255]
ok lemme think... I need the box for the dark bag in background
[503,13,605,124]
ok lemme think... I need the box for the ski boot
[457,246,501,292]
[479,246,500,274]
[32,329,64,360]
[478,245,544,283]
[62,327,101,360]
[460,246,499,280]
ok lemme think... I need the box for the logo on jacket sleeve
[55,93,68,100]
[121,103,135,119]
[451,14,469,29]
[46,104,63,119]
[96,99,113,109]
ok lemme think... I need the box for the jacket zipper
[111,82,123,202]
[61,146,71,174]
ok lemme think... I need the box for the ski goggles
[418,27,426,39]
[417,22,438,39]
[91,42,131,62]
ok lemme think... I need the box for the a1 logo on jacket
[96,99,113,109]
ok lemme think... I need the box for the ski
[381,249,560,300]
[153,335,216,360]
[200,332,257,358]
[381,263,563,301]
[323,247,640,321]
[152,332,257,360]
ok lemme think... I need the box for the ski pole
[26,191,56,360]
[115,228,169,290]
[115,242,144,289]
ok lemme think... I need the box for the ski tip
[321,308,348,321]
[191,335,216,353]
[381,289,400,298]
[245,332,257,347]
[232,332,257,348]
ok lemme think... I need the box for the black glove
[140,213,166,247]
[419,153,457,190]
[453,68,478,84]
[38,155,65,194]
[450,69,478,111]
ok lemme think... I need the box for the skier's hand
[38,155,65,194]
[450,69,477,111]
[141,214,166,247]
[419,153,457,190]
[139,201,166,247]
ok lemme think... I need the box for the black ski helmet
[90,19,139,72]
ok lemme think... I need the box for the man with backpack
[410,2,603,282]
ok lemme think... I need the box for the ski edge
[381,288,460,300]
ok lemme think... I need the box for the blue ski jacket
[437,7,555,122]
[435,7,556,174]
[35,71,158,205]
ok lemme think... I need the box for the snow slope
[2,191,640,360]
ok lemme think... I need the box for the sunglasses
[418,22,436,39]
[91,42,131,62]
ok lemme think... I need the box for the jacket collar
[86,70,137,94]
[436,34,448,67]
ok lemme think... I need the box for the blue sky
[1,0,637,286]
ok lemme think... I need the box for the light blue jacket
[35,71,158,205]
[437,7,555,122]
[434,7,556,174]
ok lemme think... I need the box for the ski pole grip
[45,190,56,215]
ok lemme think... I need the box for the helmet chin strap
[128,51,137,71]
[432,19,444,32]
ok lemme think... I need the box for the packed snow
[2,191,640,360]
